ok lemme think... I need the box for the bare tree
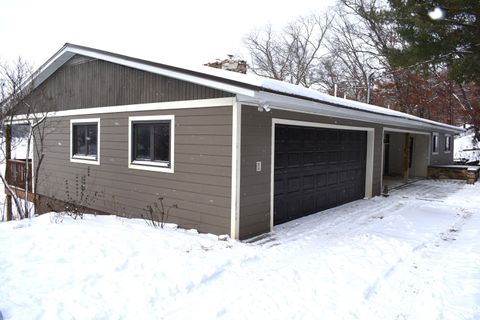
[321,12,373,100]
[244,13,334,87]
[0,58,53,220]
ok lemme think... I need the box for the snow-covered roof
[27,43,463,133]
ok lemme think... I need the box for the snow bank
[455,127,480,162]
[0,180,479,319]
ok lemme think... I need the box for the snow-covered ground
[455,127,480,162]
[0,179,479,319]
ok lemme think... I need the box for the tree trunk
[5,125,12,221]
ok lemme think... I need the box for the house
[9,43,463,239]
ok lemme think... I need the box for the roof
[24,43,463,133]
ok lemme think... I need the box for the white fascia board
[65,47,257,98]
[12,97,236,120]
[239,92,464,134]
[32,50,75,88]
[2,46,74,106]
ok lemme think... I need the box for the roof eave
[239,91,464,134]
[18,43,465,134]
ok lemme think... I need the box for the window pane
[433,135,438,152]
[75,125,87,155]
[87,125,97,156]
[134,124,151,160]
[153,123,170,162]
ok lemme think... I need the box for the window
[128,115,174,173]
[432,133,439,154]
[70,119,100,165]
[445,135,452,153]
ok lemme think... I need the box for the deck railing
[6,159,32,191]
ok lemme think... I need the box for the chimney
[205,55,247,74]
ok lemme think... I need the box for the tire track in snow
[250,200,407,249]
[362,208,475,304]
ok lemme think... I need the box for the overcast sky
[1,0,336,69]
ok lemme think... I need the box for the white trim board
[270,118,375,231]
[383,127,431,135]
[230,100,241,239]
[12,97,236,120]
[70,118,101,165]
[127,115,175,174]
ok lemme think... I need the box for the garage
[274,124,367,225]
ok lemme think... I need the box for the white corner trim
[70,118,100,165]
[432,132,439,155]
[270,118,375,231]
[12,97,236,120]
[270,121,275,232]
[365,130,374,198]
[380,128,385,196]
[230,100,241,239]
[127,114,175,174]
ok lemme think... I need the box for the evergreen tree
[386,0,480,83]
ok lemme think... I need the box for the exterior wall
[35,104,233,236]
[386,132,429,177]
[239,105,384,239]
[429,132,454,165]
[412,135,429,177]
[387,133,404,176]
[25,54,233,113]
[239,106,272,239]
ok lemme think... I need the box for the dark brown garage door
[274,124,367,225]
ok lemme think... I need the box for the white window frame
[128,115,175,173]
[432,132,439,155]
[444,134,452,153]
[70,118,100,165]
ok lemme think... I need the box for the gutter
[238,91,465,134]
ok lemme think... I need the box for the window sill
[129,160,173,173]
[71,155,100,165]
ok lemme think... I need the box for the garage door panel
[327,171,338,185]
[316,173,327,187]
[287,177,301,193]
[274,178,284,196]
[288,152,301,167]
[275,152,287,169]
[303,194,315,214]
[303,175,315,191]
[274,124,367,225]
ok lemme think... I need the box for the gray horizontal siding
[430,132,454,165]
[36,106,233,235]
[25,54,233,113]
